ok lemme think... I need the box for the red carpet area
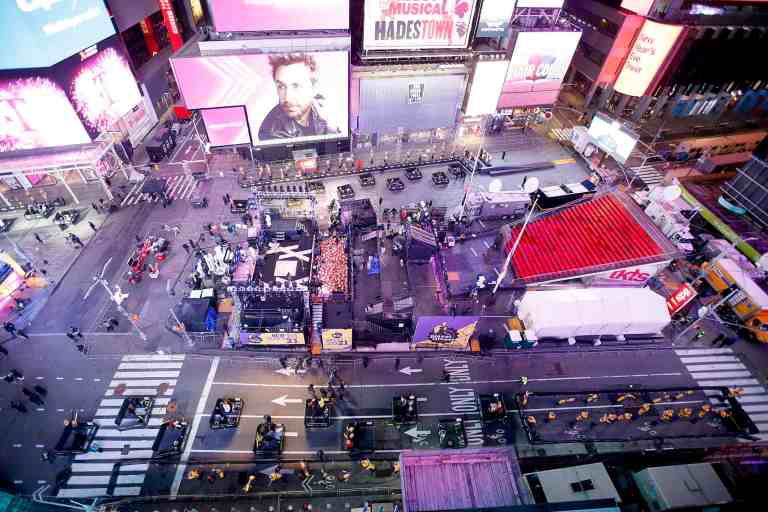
[506,194,665,283]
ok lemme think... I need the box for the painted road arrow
[399,366,423,376]
[302,474,315,494]
[404,426,432,439]
[272,395,303,407]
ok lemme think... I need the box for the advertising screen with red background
[498,31,581,108]
[597,14,645,86]
[209,0,350,32]
[171,51,349,147]
[201,106,251,147]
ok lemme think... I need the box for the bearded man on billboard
[258,53,339,141]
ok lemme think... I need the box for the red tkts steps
[505,195,663,282]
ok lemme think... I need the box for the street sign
[666,283,697,315]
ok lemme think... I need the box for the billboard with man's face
[363,0,478,50]
[208,0,350,32]
[171,52,349,147]
[498,31,581,108]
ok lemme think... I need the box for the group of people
[316,236,348,296]
[4,368,47,413]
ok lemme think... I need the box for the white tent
[518,287,671,338]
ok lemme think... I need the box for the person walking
[0,344,8,357]
[181,243,190,254]
[10,369,24,382]
[68,326,84,339]
[4,321,29,339]
[10,401,28,413]
[34,233,44,244]
[88,221,97,232]
[188,239,197,250]
[91,202,100,213]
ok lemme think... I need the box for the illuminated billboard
[587,113,638,164]
[0,0,116,70]
[516,0,564,7]
[465,60,509,116]
[208,0,350,32]
[202,106,251,147]
[172,52,349,147]
[614,21,684,97]
[476,0,516,38]
[498,31,581,108]
[620,0,654,16]
[0,75,91,153]
[52,37,143,138]
[363,0,478,50]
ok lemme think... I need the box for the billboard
[321,329,353,351]
[613,21,684,97]
[587,113,638,164]
[476,0,516,38]
[0,75,91,153]
[413,316,479,350]
[620,0,654,16]
[357,73,466,132]
[172,52,349,147]
[498,31,581,108]
[209,0,350,32]
[596,14,645,85]
[363,0,478,50]
[516,0,564,6]
[0,0,116,70]
[52,37,143,138]
[240,331,305,346]
[465,60,508,115]
[201,106,251,147]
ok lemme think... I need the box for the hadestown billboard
[363,0,478,50]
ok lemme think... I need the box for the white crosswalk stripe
[677,348,768,438]
[57,354,186,498]
[120,175,199,207]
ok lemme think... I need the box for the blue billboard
[0,0,116,70]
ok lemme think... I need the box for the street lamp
[84,258,148,341]
[493,177,540,295]
[457,146,484,222]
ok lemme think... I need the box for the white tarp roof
[518,287,671,338]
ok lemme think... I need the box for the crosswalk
[121,175,200,207]
[676,347,768,441]
[630,165,665,187]
[55,354,186,499]
[549,127,572,143]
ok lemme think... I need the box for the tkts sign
[364,0,477,50]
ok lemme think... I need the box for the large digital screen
[209,0,350,32]
[172,52,349,147]
[465,60,509,116]
[476,0,516,38]
[202,106,251,147]
[498,31,581,108]
[52,37,143,138]
[614,21,683,97]
[587,113,638,164]
[0,75,91,153]
[0,0,116,70]
[515,0,564,7]
[620,0,654,16]
[363,0,478,50]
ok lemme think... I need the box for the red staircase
[506,194,665,283]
